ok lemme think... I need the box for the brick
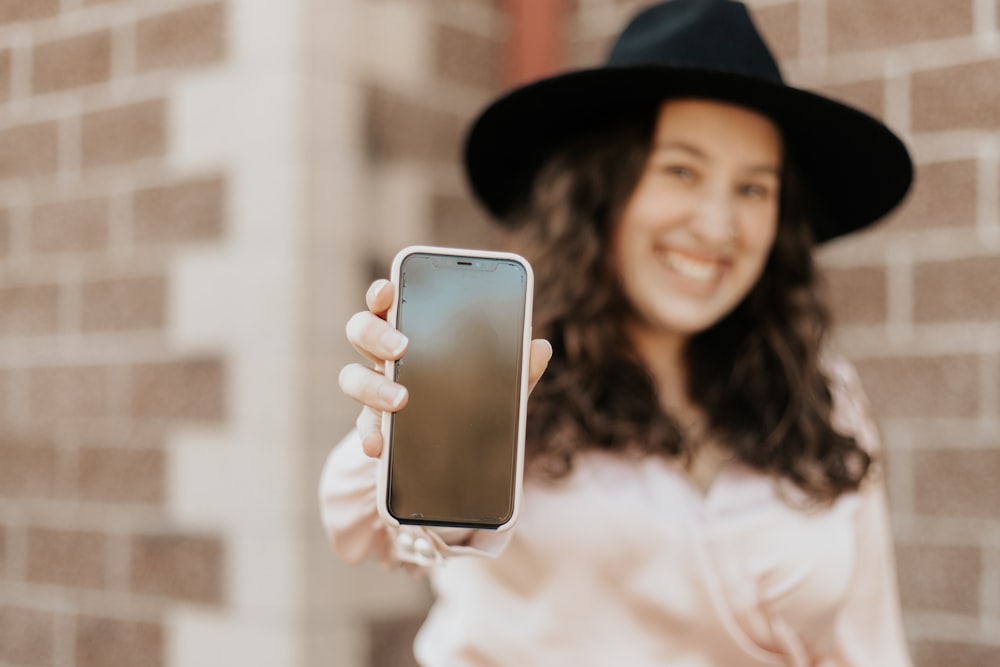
[435,22,502,90]
[0,283,60,337]
[81,275,165,332]
[912,60,1000,132]
[129,533,222,604]
[0,49,11,103]
[132,176,224,244]
[81,100,166,169]
[0,527,5,573]
[137,3,226,72]
[828,0,973,53]
[76,616,162,667]
[824,266,887,325]
[80,426,163,451]
[31,196,109,254]
[366,86,465,164]
[911,640,1000,667]
[854,355,979,418]
[914,449,1000,518]
[819,80,885,125]
[914,256,1000,322]
[0,431,59,499]
[130,358,224,421]
[887,160,976,231]
[26,527,107,589]
[568,33,610,67]
[77,447,163,504]
[752,2,798,61]
[0,121,60,181]
[895,544,980,612]
[32,30,112,95]
[0,606,54,666]
[27,365,116,420]
[0,0,59,25]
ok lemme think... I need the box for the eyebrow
[651,140,782,176]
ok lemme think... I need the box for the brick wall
[361,0,506,271]
[750,1,999,664]
[0,2,228,666]
[2,1,993,666]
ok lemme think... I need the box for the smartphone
[377,246,533,531]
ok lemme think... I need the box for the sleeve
[815,473,913,666]
[822,355,913,666]
[318,429,514,572]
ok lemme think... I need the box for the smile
[661,249,728,283]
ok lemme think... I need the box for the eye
[737,182,774,200]
[657,164,696,181]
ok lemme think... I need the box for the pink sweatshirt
[320,356,912,666]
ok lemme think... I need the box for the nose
[692,186,737,244]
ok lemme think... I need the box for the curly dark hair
[504,105,871,504]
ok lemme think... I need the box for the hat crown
[607,0,783,84]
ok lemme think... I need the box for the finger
[356,406,384,458]
[339,362,409,412]
[345,310,409,363]
[527,338,553,395]
[360,429,383,459]
[366,279,395,319]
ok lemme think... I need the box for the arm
[327,278,550,570]
[823,355,913,666]
[318,429,512,570]
[823,476,912,666]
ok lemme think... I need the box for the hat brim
[464,66,913,243]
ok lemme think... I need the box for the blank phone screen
[387,252,528,528]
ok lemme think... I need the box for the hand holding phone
[376,246,534,531]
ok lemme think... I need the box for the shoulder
[821,351,881,455]
[821,349,864,392]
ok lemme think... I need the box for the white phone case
[376,245,534,532]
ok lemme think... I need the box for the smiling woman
[323,1,916,665]
[512,94,872,508]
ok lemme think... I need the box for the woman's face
[612,98,783,342]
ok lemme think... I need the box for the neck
[624,323,692,418]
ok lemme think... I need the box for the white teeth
[664,250,720,282]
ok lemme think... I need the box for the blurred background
[0,0,996,666]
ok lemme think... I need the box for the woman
[325,1,914,664]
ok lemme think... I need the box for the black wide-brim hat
[464,0,914,243]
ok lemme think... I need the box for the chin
[649,300,739,336]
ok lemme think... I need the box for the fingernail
[380,329,408,357]
[367,279,389,303]
[378,383,407,409]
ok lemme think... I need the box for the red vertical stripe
[504,0,567,87]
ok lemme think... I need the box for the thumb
[527,338,553,395]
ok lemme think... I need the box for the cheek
[619,178,689,230]
[742,207,780,257]
[611,200,652,266]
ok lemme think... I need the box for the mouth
[659,248,729,284]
